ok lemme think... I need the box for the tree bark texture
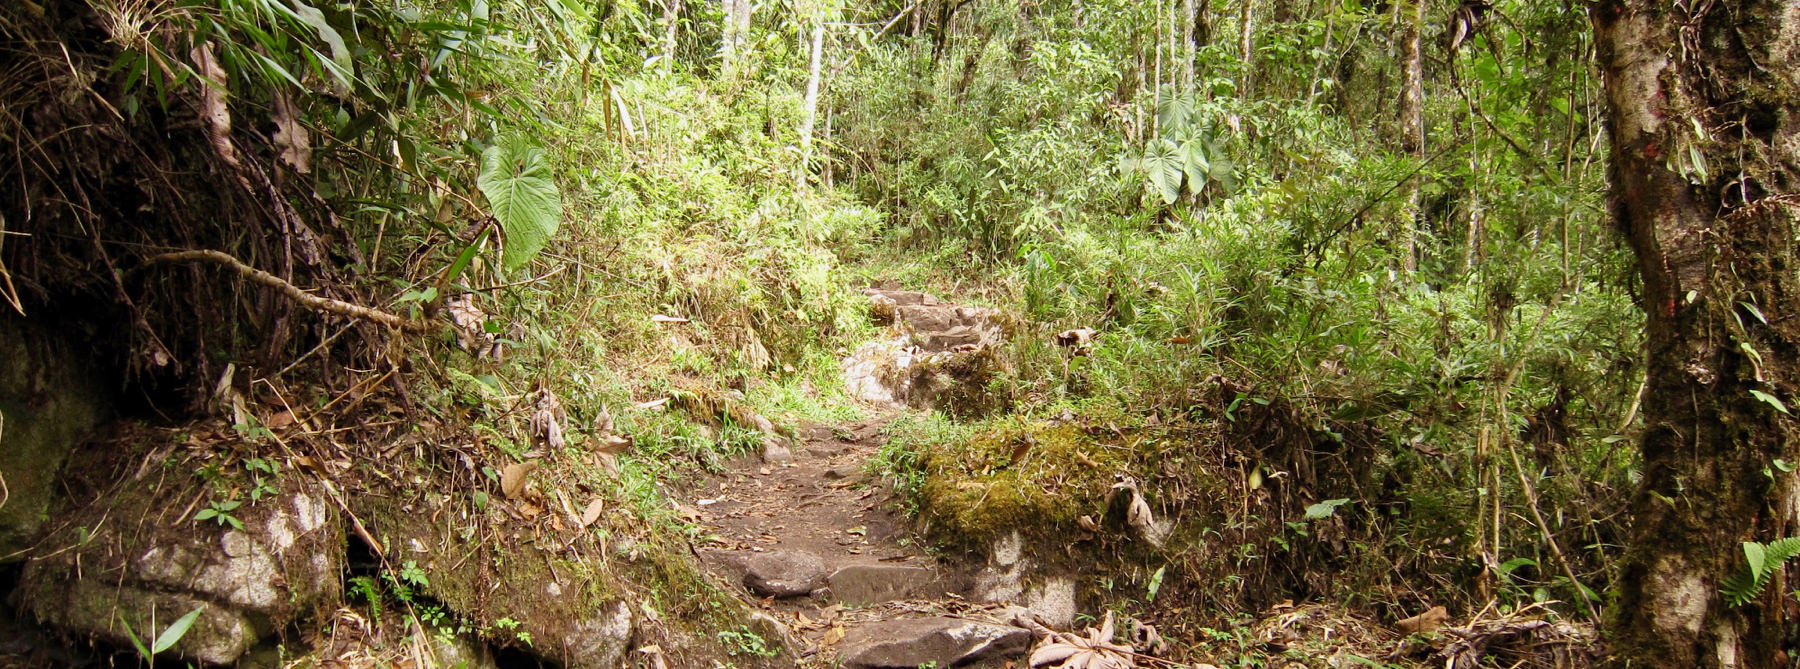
[720,0,740,71]
[1181,0,1196,91]
[662,0,683,68]
[1596,1,1800,666]
[1395,0,1423,271]
[1239,0,1255,96]
[797,18,826,187]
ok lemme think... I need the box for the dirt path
[688,290,1035,668]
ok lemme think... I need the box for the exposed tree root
[145,250,426,331]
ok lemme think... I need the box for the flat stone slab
[840,617,1031,668]
[743,550,828,597]
[828,564,947,605]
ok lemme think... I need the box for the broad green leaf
[1497,556,1538,576]
[152,607,207,654]
[1304,498,1350,520]
[1745,541,1767,578]
[1750,389,1791,415]
[1144,139,1184,205]
[478,137,563,273]
[1180,139,1210,195]
[1207,138,1236,193]
[1156,93,1194,136]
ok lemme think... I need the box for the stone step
[825,564,952,606]
[836,617,1030,669]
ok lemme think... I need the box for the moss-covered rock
[21,473,343,665]
[0,315,113,560]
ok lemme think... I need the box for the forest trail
[690,290,1036,668]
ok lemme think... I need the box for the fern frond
[1723,537,1800,606]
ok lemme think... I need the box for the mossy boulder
[0,315,113,560]
[20,476,343,665]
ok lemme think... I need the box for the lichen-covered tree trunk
[1395,0,1423,272]
[1595,1,1800,666]
[797,17,825,187]
[1238,0,1255,96]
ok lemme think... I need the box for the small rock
[429,635,498,669]
[561,600,634,669]
[840,617,1030,668]
[824,465,861,480]
[809,443,852,457]
[1024,576,1077,629]
[762,436,794,464]
[743,551,828,597]
[827,565,945,605]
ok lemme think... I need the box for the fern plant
[1722,537,1800,606]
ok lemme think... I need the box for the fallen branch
[145,249,425,331]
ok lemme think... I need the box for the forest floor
[681,290,1051,668]
[688,417,1050,668]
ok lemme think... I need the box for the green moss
[905,411,1175,549]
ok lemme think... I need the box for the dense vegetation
[0,0,1794,666]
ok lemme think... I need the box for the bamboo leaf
[152,607,207,654]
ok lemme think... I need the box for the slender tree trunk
[1181,0,1195,91]
[734,0,752,61]
[797,18,826,187]
[1596,1,1800,666]
[720,0,737,69]
[720,0,751,74]
[1238,0,1255,96]
[1153,0,1164,136]
[1395,0,1423,271]
[662,0,683,68]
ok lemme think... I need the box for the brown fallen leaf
[270,89,311,173]
[1009,434,1035,466]
[822,623,845,646]
[581,498,605,527]
[502,461,540,499]
[597,433,633,455]
[1076,515,1100,533]
[265,410,296,429]
[1395,605,1450,635]
[1126,493,1154,532]
[595,404,615,435]
[637,645,669,669]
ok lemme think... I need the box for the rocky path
[689,289,1045,669]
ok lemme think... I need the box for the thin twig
[145,250,426,331]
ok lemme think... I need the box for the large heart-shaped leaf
[1144,139,1184,205]
[1179,138,1210,195]
[1156,92,1194,137]
[478,137,563,273]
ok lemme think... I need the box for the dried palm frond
[1026,611,1138,669]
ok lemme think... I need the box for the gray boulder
[840,617,1031,668]
[743,550,828,597]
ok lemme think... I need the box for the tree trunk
[1181,0,1195,91]
[662,0,683,68]
[797,18,825,187]
[720,0,749,74]
[1238,0,1255,96]
[1395,0,1423,271]
[1596,1,1800,666]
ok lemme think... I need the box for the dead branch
[145,249,426,331]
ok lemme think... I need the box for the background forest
[0,0,1794,667]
